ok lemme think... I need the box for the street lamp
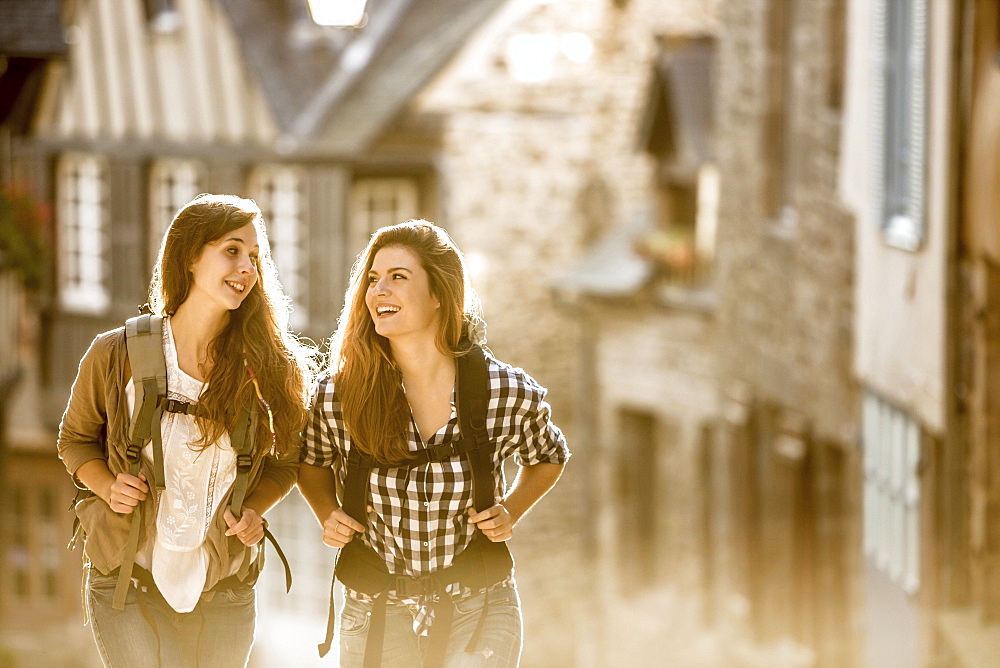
[306,0,368,27]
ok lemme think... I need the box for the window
[862,391,921,593]
[760,0,797,222]
[144,0,181,35]
[249,166,308,329]
[638,37,717,284]
[349,178,420,255]
[0,272,17,380]
[616,409,659,594]
[57,154,109,314]
[827,0,847,110]
[874,0,927,250]
[39,488,60,601]
[148,159,204,268]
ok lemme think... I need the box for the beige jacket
[57,327,298,586]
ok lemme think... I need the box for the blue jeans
[340,585,523,668]
[84,564,256,667]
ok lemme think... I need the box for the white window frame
[871,0,927,251]
[249,165,308,329]
[148,159,204,268]
[57,154,109,314]
[862,391,921,594]
[349,177,420,256]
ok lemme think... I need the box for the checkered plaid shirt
[300,352,569,627]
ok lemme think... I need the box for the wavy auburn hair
[148,193,316,458]
[331,220,484,466]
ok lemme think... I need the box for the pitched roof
[220,0,504,152]
[0,0,67,57]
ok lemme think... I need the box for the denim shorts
[339,585,523,668]
[84,563,256,667]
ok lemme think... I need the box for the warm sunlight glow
[561,33,594,63]
[505,33,559,82]
[307,0,368,27]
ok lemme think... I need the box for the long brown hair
[332,220,484,466]
[148,193,316,458]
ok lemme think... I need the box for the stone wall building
[712,0,861,665]
[374,1,725,664]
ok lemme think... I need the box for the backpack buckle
[393,574,438,598]
[164,398,196,415]
[236,454,253,473]
[125,444,143,463]
[428,443,457,460]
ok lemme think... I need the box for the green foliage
[0,183,52,292]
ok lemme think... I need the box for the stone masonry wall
[715,0,857,444]
[417,1,723,665]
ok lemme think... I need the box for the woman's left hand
[224,507,265,546]
[468,503,514,542]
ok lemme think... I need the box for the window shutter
[870,0,888,236]
[249,165,309,329]
[873,0,927,251]
[108,159,146,314]
[306,167,350,337]
[862,391,921,594]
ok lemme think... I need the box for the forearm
[502,461,565,525]
[74,458,117,504]
[297,463,340,525]
[243,476,287,517]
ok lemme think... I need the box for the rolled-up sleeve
[513,388,569,466]
[491,361,570,466]
[299,377,341,468]
[57,333,114,477]
[257,449,300,496]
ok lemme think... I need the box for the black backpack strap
[342,448,374,525]
[318,446,374,657]
[456,346,495,513]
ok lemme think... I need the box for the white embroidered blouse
[128,318,250,612]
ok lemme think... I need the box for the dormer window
[636,37,718,285]
[144,0,181,35]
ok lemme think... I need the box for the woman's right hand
[322,507,365,548]
[107,472,149,514]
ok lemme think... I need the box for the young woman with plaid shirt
[297,221,569,667]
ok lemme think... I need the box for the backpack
[70,314,290,610]
[318,344,514,666]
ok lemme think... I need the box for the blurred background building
[1,0,999,666]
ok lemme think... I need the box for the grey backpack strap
[230,397,258,582]
[228,399,258,519]
[125,315,166,487]
[113,314,166,610]
[227,389,291,591]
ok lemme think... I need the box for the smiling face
[365,245,441,342]
[186,221,260,314]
